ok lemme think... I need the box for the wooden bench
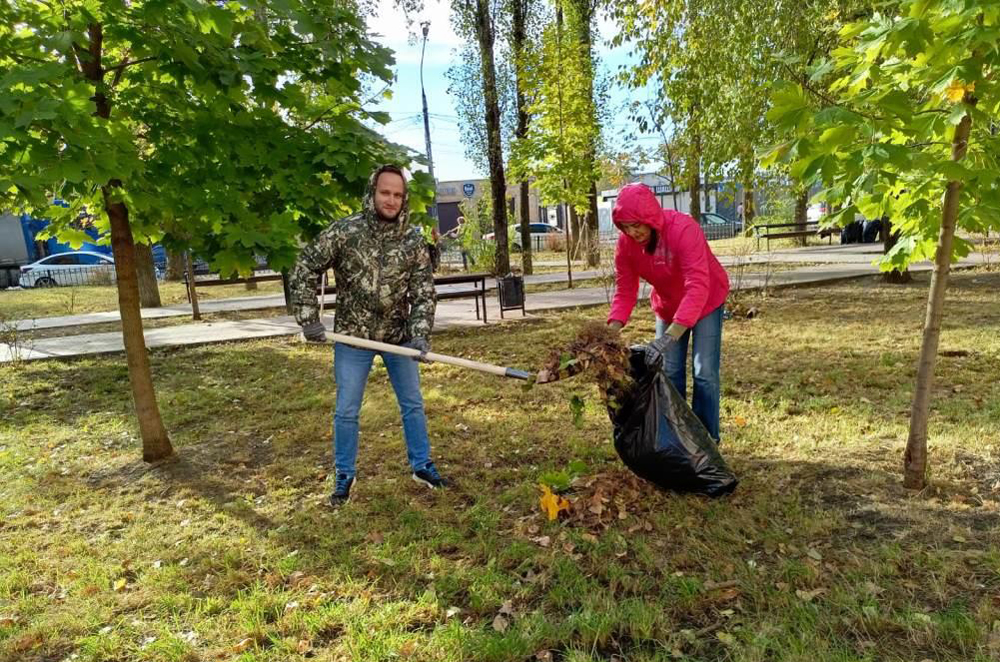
[185,268,492,323]
[304,272,491,324]
[431,273,490,323]
[753,221,842,251]
[182,269,282,302]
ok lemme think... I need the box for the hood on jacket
[363,164,410,232]
[612,183,666,234]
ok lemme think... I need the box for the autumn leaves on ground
[2,271,1000,662]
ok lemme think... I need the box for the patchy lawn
[1,271,998,662]
[0,280,286,321]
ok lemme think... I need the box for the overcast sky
[367,0,657,182]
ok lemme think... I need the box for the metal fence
[14,265,117,288]
[701,219,741,242]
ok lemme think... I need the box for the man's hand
[402,337,431,363]
[301,320,327,343]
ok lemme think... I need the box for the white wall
[0,213,28,265]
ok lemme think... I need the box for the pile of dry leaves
[535,321,632,401]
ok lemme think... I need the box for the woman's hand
[607,320,624,333]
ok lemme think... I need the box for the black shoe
[412,463,454,489]
[328,473,355,507]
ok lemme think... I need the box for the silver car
[19,251,116,287]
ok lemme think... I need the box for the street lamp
[419,20,437,222]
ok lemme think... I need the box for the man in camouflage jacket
[290,165,448,507]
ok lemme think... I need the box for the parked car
[484,223,566,251]
[699,211,742,240]
[19,251,116,287]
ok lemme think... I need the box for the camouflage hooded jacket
[289,168,436,344]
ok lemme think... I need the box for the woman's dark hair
[644,229,658,255]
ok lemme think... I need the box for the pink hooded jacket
[608,184,730,329]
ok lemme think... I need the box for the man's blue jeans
[332,342,432,477]
[655,306,724,442]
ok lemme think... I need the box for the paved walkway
[1,245,988,363]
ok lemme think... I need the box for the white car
[19,251,116,288]
[484,223,566,251]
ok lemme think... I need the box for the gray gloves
[402,337,431,363]
[301,320,327,343]
[644,323,688,367]
[644,334,676,367]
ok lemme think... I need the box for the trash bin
[497,274,525,318]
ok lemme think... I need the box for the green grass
[0,280,285,320]
[2,271,999,661]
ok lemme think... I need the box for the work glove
[402,337,431,363]
[301,320,327,343]
[643,323,687,367]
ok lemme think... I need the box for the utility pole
[420,21,438,223]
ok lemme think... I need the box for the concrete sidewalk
[1,260,940,363]
[8,270,602,332]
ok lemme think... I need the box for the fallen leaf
[716,588,741,602]
[734,416,748,428]
[538,484,571,521]
[807,548,823,561]
[492,614,509,632]
[532,535,551,548]
[0,616,16,627]
[232,637,254,653]
[535,652,553,662]
[445,606,461,618]
[953,535,967,543]
[367,531,384,544]
[716,632,737,646]
[796,588,826,602]
[499,600,515,616]
[112,578,127,592]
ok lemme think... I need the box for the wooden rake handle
[325,332,533,381]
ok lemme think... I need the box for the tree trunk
[882,217,912,283]
[105,186,174,462]
[165,249,185,281]
[571,0,600,268]
[134,243,162,308]
[903,108,973,490]
[185,251,201,321]
[743,184,755,225]
[585,182,600,267]
[474,0,510,275]
[794,188,809,246]
[511,0,533,276]
[689,159,702,222]
[82,20,171,462]
[568,204,581,260]
[518,181,532,273]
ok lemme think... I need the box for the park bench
[184,268,494,323]
[753,221,842,251]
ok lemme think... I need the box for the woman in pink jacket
[607,183,730,442]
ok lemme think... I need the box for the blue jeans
[655,306,724,442]
[332,342,432,478]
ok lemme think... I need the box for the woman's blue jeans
[655,306,724,442]
[332,342,432,477]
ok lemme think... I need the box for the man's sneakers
[412,462,454,489]
[328,473,356,507]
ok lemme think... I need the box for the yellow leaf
[734,416,748,428]
[538,484,570,521]
[945,80,973,103]
[112,578,127,592]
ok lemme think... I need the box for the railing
[16,264,117,288]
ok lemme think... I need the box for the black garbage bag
[606,347,738,497]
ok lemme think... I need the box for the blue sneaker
[412,463,454,489]
[329,473,355,507]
